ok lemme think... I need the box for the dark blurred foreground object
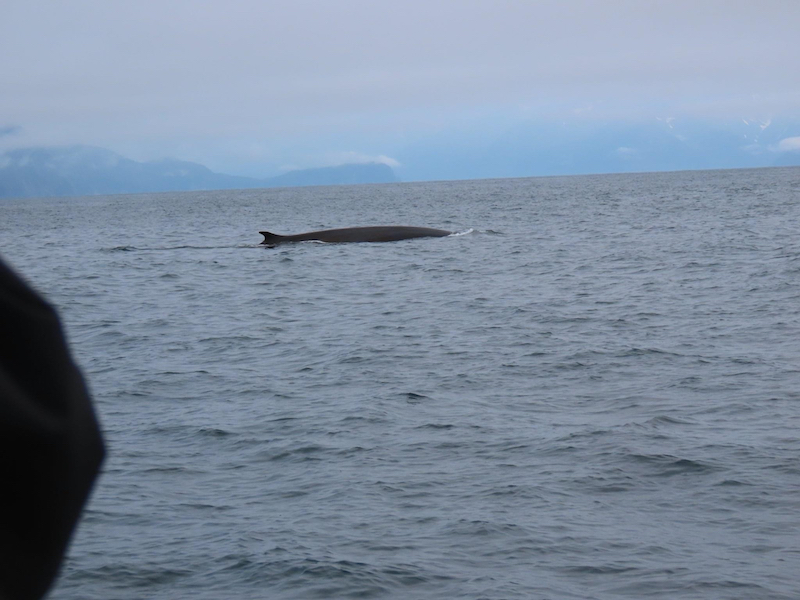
[0,257,105,600]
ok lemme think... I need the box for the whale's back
[260,226,451,246]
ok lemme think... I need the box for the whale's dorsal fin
[259,231,285,246]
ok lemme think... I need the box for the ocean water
[2,168,800,600]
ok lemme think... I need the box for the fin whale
[259,226,452,246]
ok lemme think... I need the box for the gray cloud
[0,125,21,138]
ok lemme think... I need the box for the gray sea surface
[2,168,800,599]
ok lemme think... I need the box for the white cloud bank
[777,137,800,152]
[324,152,401,168]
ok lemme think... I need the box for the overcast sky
[1,0,799,176]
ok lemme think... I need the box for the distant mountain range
[2,115,799,199]
[395,116,800,181]
[0,146,399,199]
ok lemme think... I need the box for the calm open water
[2,168,800,600]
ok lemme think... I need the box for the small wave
[106,244,248,252]
[560,564,638,575]
[258,558,438,596]
[642,415,695,426]
[163,244,246,250]
[629,453,718,476]
[621,347,681,357]
[449,228,474,236]
[403,392,431,403]
[102,245,138,252]
[198,427,232,438]
[714,479,753,487]
[263,444,328,462]
[71,564,192,586]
